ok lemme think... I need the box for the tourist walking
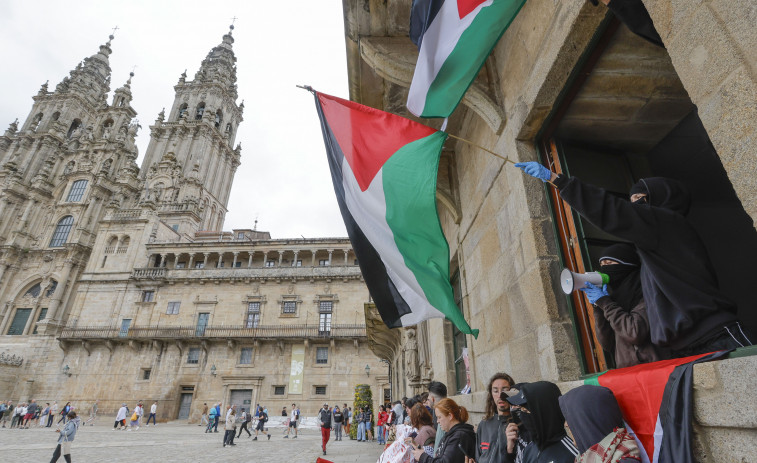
[377,405,388,445]
[114,403,128,430]
[200,403,209,427]
[206,405,217,433]
[57,402,71,425]
[237,408,252,438]
[356,407,366,442]
[50,410,78,463]
[319,403,332,455]
[11,403,25,428]
[284,403,299,438]
[223,409,237,447]
[253,406,270,440]
[333,405,344,441]
[47,402,57,428]
[146,401,157,426]
[344,405,351,435]
[213,403,221,433]
[22,399,38,428]
[40,403,51,428]
[87,400,98,426]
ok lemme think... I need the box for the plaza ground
[0,420,385,463]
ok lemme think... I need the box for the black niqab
[600,243,644,311]
[558,385,624,453]
[520,381,566,450]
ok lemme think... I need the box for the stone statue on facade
[404,328,420,381]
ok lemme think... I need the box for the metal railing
[59,323,366,340]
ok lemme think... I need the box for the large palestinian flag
[407,0,527,118]
[313,91,478,337]
[584,351,729,463]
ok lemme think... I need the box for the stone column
[217,253,223,268]
[328,250,333,266]
[262,252,269,268]
[278,252,283,267]
[46,259,75,321]
[0,302,15,335]
[311,250,317,266]
[232,252,238,268]
[174,254,180,267]
[159,254,167,267]
[80,196,99,229]
[343,250,349,264]
[0,261,8,285]
[19,200,35,229]
[188,254,195,268]
[247,252,253,268]
[203,253,209,267]
[292,251,299,267]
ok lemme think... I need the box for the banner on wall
[289,344,305,394]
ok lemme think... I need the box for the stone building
[346,1,757,460]
[0,27,386,420]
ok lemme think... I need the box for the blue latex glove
[514,162,552,182]
[579,282,609,304]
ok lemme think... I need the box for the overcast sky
[0,0,350,239]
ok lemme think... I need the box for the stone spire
[54,34,114,105]
[112,71,134,107]
[194,25,238,99]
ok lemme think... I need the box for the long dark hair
[484,373,515,420]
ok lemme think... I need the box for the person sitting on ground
[506,381,579,463]
[580,243,663,368]
[559,385,641,463]
[406,403,436,457]
[475,373,516,463]
[516,164,753,357]
[411,398,475,463]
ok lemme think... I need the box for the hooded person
[559,385,641,463]
[506,382,579,463]
[580,243,662,367]
[515,164,751,357]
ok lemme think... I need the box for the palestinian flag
[313,91,478,337]
[584,351,730,463]
[407,0,527,118]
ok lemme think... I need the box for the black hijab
[520,382,567,450]
[558,385,624,453]
[599,243,644,310]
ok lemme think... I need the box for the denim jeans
[377,425,385,444]
[357,422,366,441]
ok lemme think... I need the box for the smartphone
[458,443,474,460]
[409,431,418,438]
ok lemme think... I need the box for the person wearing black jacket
[412,398,475,463]
[516,162,752,357]
[475,373,516,463]
[318,403,332,455]
[506,382,579,463]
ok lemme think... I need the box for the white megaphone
[560,268,609,294]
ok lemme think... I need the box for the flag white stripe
[341,158,445,325]
[407,0,493,116]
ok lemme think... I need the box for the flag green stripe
[422,0,527,117]
[382,131,478,337]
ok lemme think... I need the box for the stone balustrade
[131,267,167,279]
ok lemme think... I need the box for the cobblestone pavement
[0,421,385,463]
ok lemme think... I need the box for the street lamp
[365,364,370,376]
[62,365,71,376]
[210,364,217,376]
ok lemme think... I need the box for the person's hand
[579,282,609,304]
[506,422,519,453]
[514,162,552,182]
[464,457,476,463]
[412,447,425,460]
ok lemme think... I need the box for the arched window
[105,236,118,254]
[49,216,74,247]
[31,113,43,131]
[215,110,223,128]
[24,283,42,298]
[67,119,81,138]
[66,179,88,202]
[178,103,188,120]
[117,236,130,254]
[195,102,205,120]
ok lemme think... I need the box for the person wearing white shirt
[114,404,128,430]
[146,401,158,426]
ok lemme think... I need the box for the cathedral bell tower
[139,25,244,233]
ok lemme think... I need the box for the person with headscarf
[559,385,641,463]
[505,382,579,463]
[516,163,752,357]
[580,243,662,367]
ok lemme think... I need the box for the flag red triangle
[317,93,437,191]
[458,0,488,18]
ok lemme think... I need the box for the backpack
[260,412,268,423]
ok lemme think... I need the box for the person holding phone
[411,398,474,463]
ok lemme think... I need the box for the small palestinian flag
[313,91,477,337]
[407,0,527,118]
[584,351,730,463]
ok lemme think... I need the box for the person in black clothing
[506,382,579,463]
[318,403,332,455]
[237,408,252,438]
[516,163,753,357]
[333,406,344,441]
[253,406,270,441]
[412,398,475,463]
[580,243,663,367]
[558,385,641,462]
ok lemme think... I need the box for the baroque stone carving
[0,351,24,366]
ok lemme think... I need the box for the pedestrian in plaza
[343,404,351,435]
[128,405,140,431]
[22,399,38,428]
[364,406,374,441]
[376,405,388,445]
[87,400,98,426]
[333,405,344,441]
[0,400,9,427]
[356,407,366,442]
[57,402,71,425]
[47,402,58,428]
[145,401,157,426]
[223,409,237,447]
[213,403,221,433]
[253,406,270,440]
[40,403,51,428]
[199,403,209,427]
[237,408,252,438]
[114,403,128,430]
[318,403,332,455]
[50,410,78,463]
[12,402,26,428]
[206,405,217,433]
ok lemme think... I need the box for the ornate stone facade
[0,28,385,420]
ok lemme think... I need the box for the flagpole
[444,133,515,165]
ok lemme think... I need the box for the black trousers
[50,444,72,463]
[237,422,251,437]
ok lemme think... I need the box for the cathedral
[0,27,386,420]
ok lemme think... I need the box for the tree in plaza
[350,384,373,440]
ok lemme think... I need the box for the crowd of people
[0,400,88,429]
